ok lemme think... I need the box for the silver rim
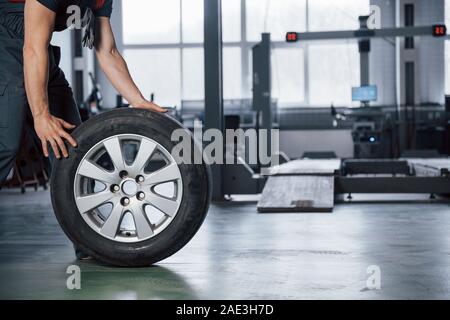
[73,134,183,243]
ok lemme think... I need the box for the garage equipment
[3,128,49,194]
[258,160,340,213]
[257,158,450,213]
[204,0,448,200]
[286,17,448,154]
[51,109,211,267]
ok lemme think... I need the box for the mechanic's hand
[134,99,167,113]
[34,113,78,159]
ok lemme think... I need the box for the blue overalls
[0,1,82,185]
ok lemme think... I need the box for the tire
[51,109,211,267]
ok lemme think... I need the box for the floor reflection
[62,261,198,300]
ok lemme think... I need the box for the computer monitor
[352,86,378,102]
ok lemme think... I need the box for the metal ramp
[257,158,450,213]
[406,159,450,177]
[257,160,341,213]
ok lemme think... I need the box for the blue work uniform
[0,0,113,185]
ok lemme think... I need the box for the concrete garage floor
[0,189,450,300]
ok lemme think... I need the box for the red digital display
[286,32,298,42]
[432,24,447,37]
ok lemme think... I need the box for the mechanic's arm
[23,0,77,159]
[95,17,166,112]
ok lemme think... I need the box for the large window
[246,0,307,42]
[272,48,305,104]
[124,49,181,106]
[245,0,368,106]
[307,1,368,107]
[308,43,360,106]
[122,0,204,107]
[121,0,370,107]
[182,0,204,43]
[223,47,243,99]
[222,0,241,42]
[123,0,180,44]
[308,0,370,32]
[222,0,243,99]
[244,0,308,105]
[182,48,205,100]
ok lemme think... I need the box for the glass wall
[122,0,204,107]
[308,0,369,32]
[246,0,307,41]
[123,0,181,44]
[308,43,360,106]
[121,0,370,107]
[123,49,181,106]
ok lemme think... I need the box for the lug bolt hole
[119,171,129,179]
[136,175,145,183]
[137,192,146,201]
[121,197,130,206]
[111,184,120,193]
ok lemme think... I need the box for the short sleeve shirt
[38,0,112,30]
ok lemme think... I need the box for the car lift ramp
[406,159,450,177]
[257,160,341,213]
[257,158,450,213]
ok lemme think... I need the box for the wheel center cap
[122,180,138,196]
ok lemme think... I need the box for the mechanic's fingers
[41,140,49,158]
[59,119,76,130]
[49,138,61,159]
[60,130,78,148]
[152,104,168,113]
[54,136,69,158]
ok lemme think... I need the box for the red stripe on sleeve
[95,0,106,9]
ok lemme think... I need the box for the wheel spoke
[145,192,179,217]
[130,204,154,239]
[78,160,117,185]
[129,139,157,177]
[76,191,115,213]
[144,163,180,186]
[100,199,124,239]
[75,134,183,243]
[103,137,126,172]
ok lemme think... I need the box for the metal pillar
[252,33,273,169]
[252,34,272,126]
[358,16,371,88]
[204,0,224,201]
[396,0,421,152]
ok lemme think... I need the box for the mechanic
[0,0,165,258]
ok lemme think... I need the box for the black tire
[51,109,211,267]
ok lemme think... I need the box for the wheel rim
[73,134,183,243]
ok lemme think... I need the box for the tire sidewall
[51,109,211,267]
